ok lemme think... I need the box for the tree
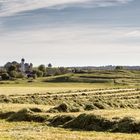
[115,66,124,71]
[59,67,68,74]
[38,65,46,73]
[32,69,43,77]
[1,73,10,80]
[9,70,17,78]
[8,65,17,72]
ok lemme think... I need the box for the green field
[0,70,140,140]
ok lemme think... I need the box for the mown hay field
[0,82,140,140]
[0,120,140,140]
[0,113,140,140]
[0,83,113,95]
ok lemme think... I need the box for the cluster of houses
[0,59,34,79]
[4,58,33,73]
[0,58,74,80]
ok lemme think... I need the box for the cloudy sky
[0,0,140,66]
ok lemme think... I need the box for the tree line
[0,62,70,80]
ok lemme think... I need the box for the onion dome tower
[21,58,25,73]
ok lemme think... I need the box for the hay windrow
[47,103,82,113]
[0,88,139,110]
[0,111,15,119]
[63,113,114,131]
[49,115,75,126]
[112,117,140,133]
[7,108,49,122]
[63,113,140,133]
[29,107,43,112]
[0,108,140,133]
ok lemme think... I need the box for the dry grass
[0,120,140,140]
[0,82,119,95]
[0,83,140,139]
[0,103,53,112]
[47,109,140,120]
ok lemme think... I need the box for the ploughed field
[0,86,140,140]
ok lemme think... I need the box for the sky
[0,0,140,66]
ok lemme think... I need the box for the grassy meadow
[0,70,140,140]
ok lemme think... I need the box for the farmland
[0,70,140,140]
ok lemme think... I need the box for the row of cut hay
[0,89,139,110]
[47,100,139,113]
[47,103,82,113]
[63,114,140,133]
[0,108,49,122]
[0,108,140,133]
[0,95,139,110]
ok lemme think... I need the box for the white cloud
[0,0,138,66]
[0,25,139,66]
[0,26,139,66]
[0,0,133,17]
[124,30,140,38]
[0,26,139,52]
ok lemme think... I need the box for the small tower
[21,58,25,73]
[48,63,52,68]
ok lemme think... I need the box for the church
[4,58,33,74]
[20,58,33,73]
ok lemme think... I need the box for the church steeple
[21,58,25,63]
[21,58,25,73]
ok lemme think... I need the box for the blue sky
[0,0,140,66]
